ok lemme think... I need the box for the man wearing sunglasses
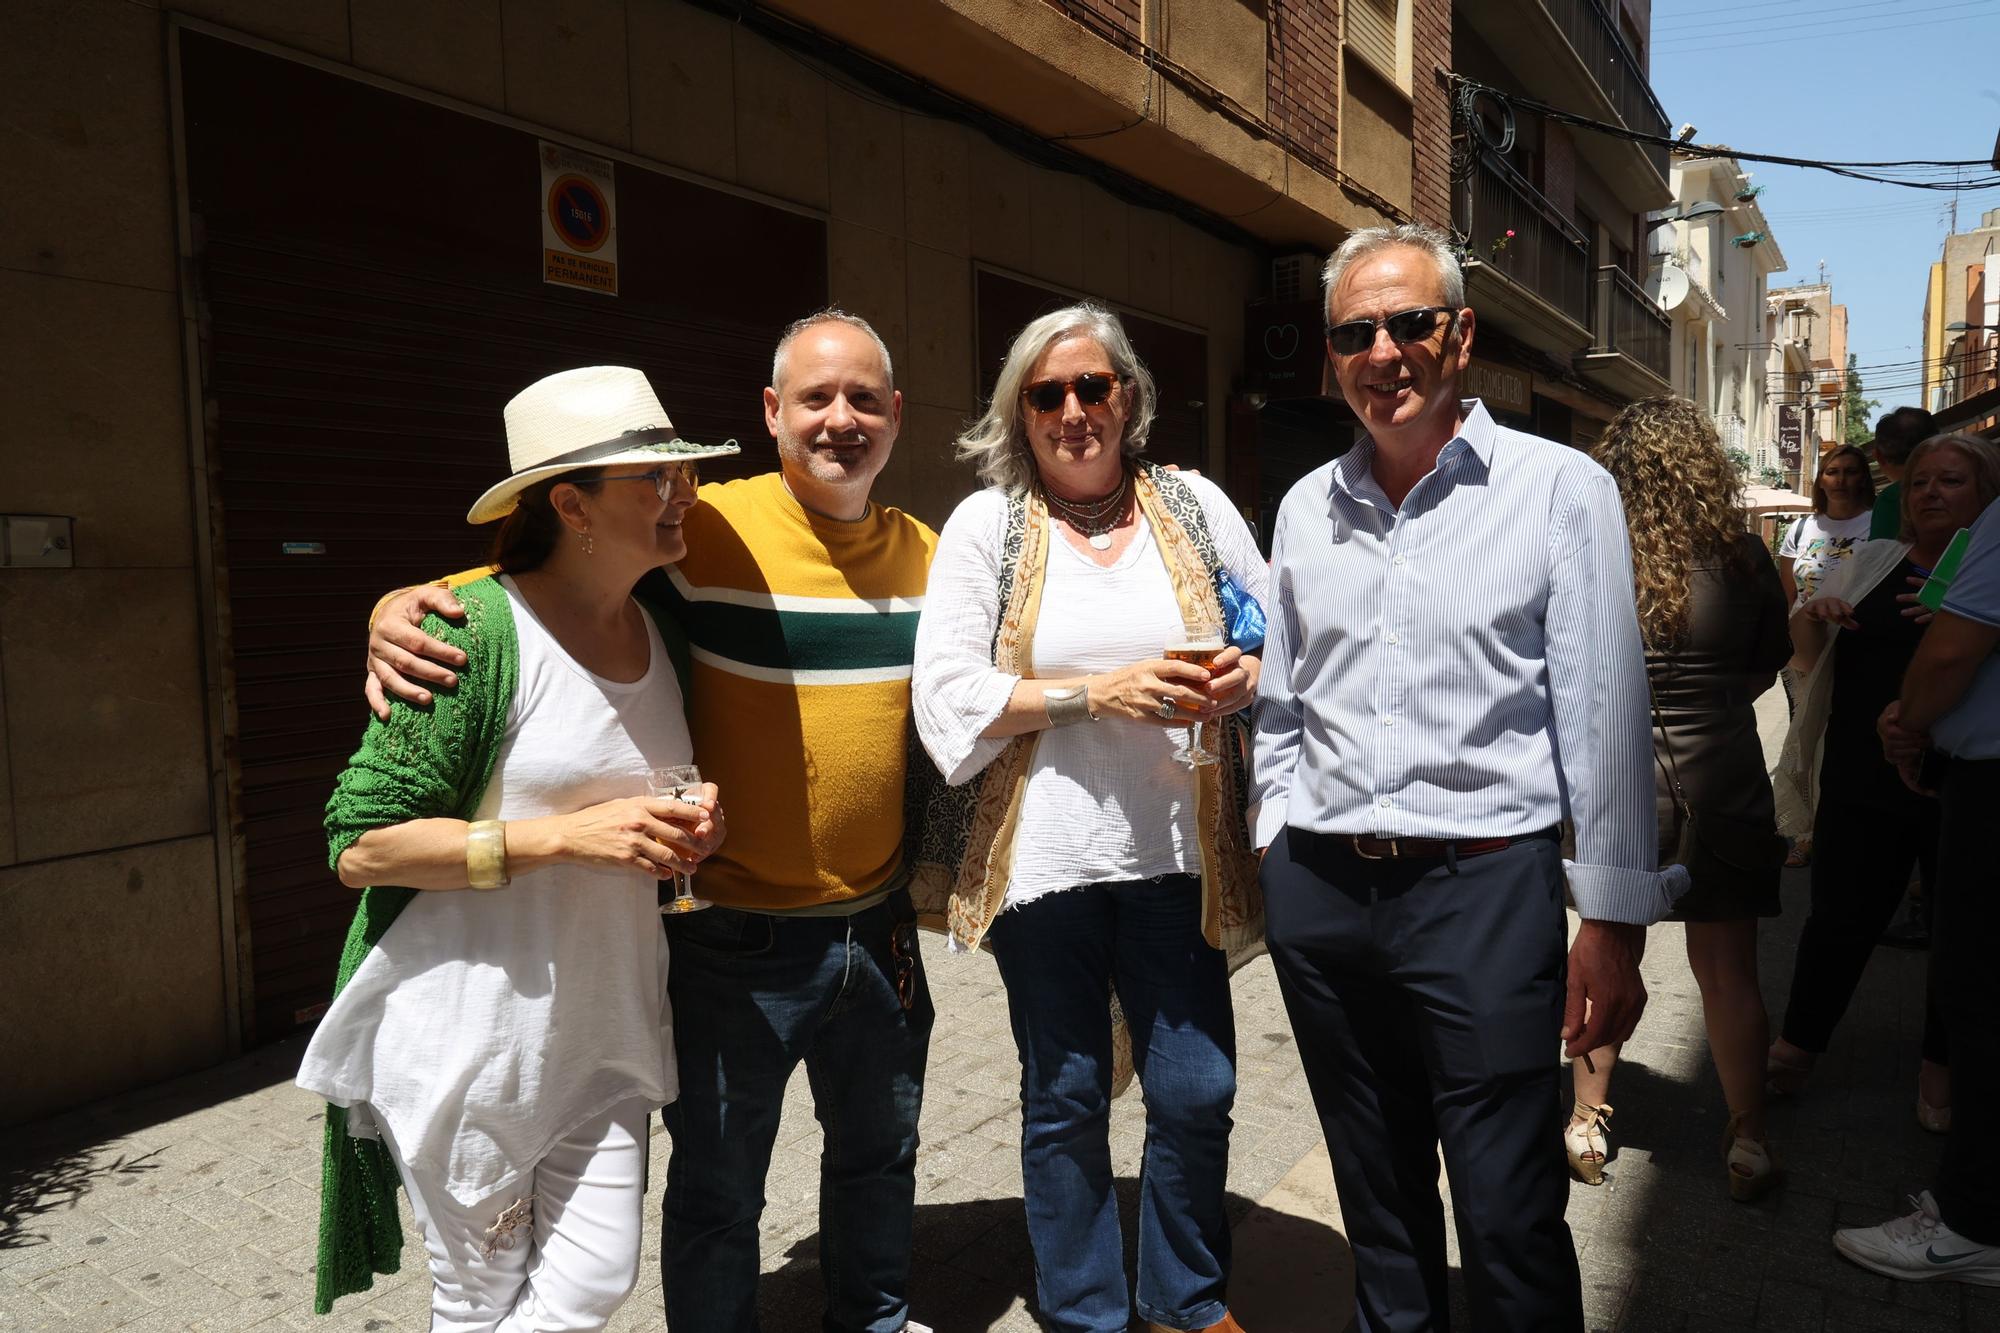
[1253,222,1674,1331]
[361,314,938,1333]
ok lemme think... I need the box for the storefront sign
[1777,404,1803,469]
[1244,299,1328,399]
[1464,356,1532,416]
[540,140,618,296]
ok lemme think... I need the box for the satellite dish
[1655,263,1690,312]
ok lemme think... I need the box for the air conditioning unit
[1272,252,1323,303]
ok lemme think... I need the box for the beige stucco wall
[2,0,229,1126]
[3,0,1267,1123]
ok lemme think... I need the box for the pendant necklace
[1044,475,1129,550]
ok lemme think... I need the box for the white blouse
[912,473,1271,913]
[297,577,691,1206]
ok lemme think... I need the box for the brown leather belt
[1339,827,1559,861]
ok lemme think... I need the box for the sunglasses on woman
[595,460,701,499]
[1325,305,1458,356]
[1021,373,1119,414]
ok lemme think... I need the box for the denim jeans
[660,890,933,1333]
[987,876,1236,1333]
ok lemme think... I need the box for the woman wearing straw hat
[297,366,739,1328]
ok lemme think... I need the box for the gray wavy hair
[1321,221,1466,320]
[955,303,1157,496]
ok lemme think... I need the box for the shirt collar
[1327,398,1498,513]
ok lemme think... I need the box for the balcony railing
[1540,0,1672,183]
[1592,265,1671,380]
[1461,150,1591,328]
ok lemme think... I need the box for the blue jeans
[988,876,1237,1333]
[660,891,933,1333]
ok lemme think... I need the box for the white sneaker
[904,1324,933,1332]
[1833,1191,2000,1286]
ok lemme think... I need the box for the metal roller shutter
[183,32,826,1043]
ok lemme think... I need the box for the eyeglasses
[1022,373,1119,414]
[595,460,701,499]
[1325,306,1459,356]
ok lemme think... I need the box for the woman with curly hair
[1566,397,1793,1200]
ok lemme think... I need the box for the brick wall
[1409,0,1451,226]
[1042,0,1142,43]
[1267,0,1340,174]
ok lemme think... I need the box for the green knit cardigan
[313,574,689,1314]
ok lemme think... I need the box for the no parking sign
[539,140,618,295]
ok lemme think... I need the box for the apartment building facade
[1450,0,1674,447]
[1922,207,2000,434]
[1653,156,1787,476]
[1765,281,1849,492]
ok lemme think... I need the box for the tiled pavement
[5,694,1993,1331]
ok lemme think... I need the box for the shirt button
[1393,555,1407,566]
[1385,632,1400,645]
[1381,716,1395,727]
[1377,796,1392,808]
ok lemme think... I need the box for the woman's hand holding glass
[1197,645,1259,717]
[518,785,724,878]
[1084,658,1215,725]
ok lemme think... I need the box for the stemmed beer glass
[1163,619,1226,768]
[647,764,711,913]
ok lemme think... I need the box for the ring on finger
[1154,697,1178,719]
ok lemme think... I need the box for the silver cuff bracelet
[1043,683,1097,728]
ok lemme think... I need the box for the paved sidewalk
[5,693,1991,1331]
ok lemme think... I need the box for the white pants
[391,1098,651,1332]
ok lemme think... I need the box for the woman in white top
[1774,443,1876,866]
[1779,445,1877,612]
[911,306,1266,1333]
[297,367,733,1330]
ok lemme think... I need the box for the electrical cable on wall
[1448,75,2000,192]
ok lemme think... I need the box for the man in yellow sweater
[365,313,938,1333]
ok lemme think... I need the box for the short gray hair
[1321,222,1465,322]
[770,308,895,394]
[954,303,1157,497]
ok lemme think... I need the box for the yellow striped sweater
[642,473,937,911]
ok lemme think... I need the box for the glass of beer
[647,764,711,913]
[1163,619,1226,767]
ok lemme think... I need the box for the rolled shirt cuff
[1563,860,1689,925]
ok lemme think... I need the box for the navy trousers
[1262,827,1581,1333]
[1933,758,2000,1243]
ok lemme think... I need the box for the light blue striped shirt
[1252,400,1679,924]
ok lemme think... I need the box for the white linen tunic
[912,473,1270,910]
[297,577,691,1206]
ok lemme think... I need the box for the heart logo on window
[1263,324,1301,361]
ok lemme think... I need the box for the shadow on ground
[753,1184,1353,1332]
[0,1036,305,1254]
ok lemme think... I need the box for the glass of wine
[647,764,711,913]
[1163,619,1226,768]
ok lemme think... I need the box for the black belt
[1301,825,1561,861]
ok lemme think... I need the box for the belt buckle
[1352,834,1398,860]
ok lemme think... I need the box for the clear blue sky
[1648,0,2000,409]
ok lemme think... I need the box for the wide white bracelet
[466,820,510,889]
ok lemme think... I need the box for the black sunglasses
[1326,306,1458,356]
[1022,373,1119,414]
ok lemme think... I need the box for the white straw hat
[467,366,741,523]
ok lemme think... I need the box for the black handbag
[1650,669,1787,878]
